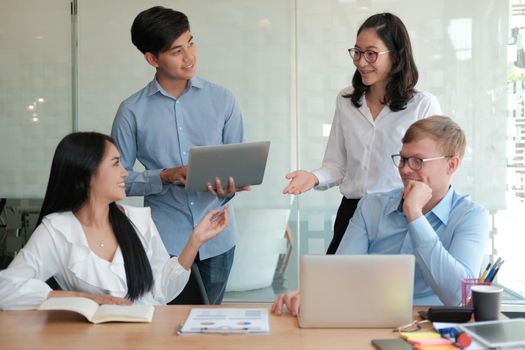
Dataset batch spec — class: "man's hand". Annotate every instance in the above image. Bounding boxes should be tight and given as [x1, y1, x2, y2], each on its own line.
[402, 180, 432, 222]
[282, 170, 318, 195]
[160, 166, 187, 185]
[271, 290, 300, 316]
[207, 177, 251, 197]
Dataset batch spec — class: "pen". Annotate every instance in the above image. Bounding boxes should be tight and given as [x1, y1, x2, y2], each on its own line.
[487, 260, 504, 282]
[479, 262, 491, 282]
[485, 258, 504, 282]
[209, 196, 233, 222]
[484, 257, 501, 282]
[201, 327, 253, 333]
[210, 210, 225, 223]
[487, 267, 500, 282]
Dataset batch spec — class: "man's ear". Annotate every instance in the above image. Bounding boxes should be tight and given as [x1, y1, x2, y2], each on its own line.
[447, 156, 461, 175]
[144, 52, 159, 68]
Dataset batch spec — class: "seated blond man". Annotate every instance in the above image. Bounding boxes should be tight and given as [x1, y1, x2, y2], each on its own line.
[273, 116, 488, 315]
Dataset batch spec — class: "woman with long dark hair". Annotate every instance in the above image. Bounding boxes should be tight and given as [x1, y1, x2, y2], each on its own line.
[0, 132, 228, 310]
[283, 13, 441, 254]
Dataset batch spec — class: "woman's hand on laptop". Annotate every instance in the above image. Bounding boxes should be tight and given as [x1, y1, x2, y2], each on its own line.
[207, 177, 251, 197]
[271, 289, 300, 316]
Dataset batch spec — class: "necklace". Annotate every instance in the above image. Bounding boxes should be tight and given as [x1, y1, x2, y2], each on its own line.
[98, 241, 105, 248]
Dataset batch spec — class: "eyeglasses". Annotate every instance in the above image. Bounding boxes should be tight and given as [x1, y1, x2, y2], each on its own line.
[391, 154, 452, 171]
[348, 48, 390, 63]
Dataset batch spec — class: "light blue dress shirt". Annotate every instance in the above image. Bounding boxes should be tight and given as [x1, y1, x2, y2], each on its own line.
[336, 187, 489, 306]
[111, 76, 244, 260]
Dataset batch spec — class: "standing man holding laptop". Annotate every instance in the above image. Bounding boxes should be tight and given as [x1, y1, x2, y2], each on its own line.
[273, 116, 489, 315]
[111, 6, 248, 304]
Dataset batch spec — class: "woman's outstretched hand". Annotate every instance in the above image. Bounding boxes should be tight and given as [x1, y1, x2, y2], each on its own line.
[282, 170, 318, 195]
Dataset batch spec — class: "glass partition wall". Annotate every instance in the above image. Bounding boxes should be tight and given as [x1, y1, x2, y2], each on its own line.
[1, 0, 523, 304]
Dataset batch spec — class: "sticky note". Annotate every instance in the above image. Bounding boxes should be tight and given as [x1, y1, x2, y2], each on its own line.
[407, 338, 452, 345]
[413, 345, 458, 350]
[399, 331, 442, 340]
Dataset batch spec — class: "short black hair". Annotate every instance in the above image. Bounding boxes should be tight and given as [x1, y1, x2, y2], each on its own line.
[346, 13, 418, 112]
[131, 6, 190, 55]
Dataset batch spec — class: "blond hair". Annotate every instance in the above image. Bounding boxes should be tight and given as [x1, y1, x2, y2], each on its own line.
[402, 116, 466, 159]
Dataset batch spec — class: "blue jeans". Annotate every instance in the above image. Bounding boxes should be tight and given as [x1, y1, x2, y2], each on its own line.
[196, 246, 235, 304]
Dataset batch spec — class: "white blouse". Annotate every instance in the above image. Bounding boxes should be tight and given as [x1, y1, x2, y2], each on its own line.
[0, 205, 190, 310]
[312, 88, 442, 199]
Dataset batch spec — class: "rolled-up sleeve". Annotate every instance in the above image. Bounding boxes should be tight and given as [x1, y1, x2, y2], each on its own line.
[111, 103, 164, 197]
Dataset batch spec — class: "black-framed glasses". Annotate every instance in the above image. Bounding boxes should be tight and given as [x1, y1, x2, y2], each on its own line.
[391, 154, 452, 171]
[348, 47, 390, 63]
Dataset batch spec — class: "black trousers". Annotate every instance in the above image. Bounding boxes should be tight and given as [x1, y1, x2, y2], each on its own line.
[326, 197, 361, 254]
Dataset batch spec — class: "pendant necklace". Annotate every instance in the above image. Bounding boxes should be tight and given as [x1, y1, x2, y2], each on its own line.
[98, 241, 105, 248]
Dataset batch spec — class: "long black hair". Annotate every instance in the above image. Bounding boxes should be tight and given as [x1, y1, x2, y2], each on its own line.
[37, 132, 153, 301]
[346, 12, 418, 111]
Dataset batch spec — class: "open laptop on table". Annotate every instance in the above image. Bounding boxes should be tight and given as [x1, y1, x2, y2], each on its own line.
[298, 255, 415, 328]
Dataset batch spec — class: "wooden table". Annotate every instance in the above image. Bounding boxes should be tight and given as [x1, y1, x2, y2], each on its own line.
[0, 304, 417, 350]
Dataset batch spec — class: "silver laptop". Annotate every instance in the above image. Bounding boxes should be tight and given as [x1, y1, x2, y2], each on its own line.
[185, 141, 270, 192]
[298, 255, 415, 328]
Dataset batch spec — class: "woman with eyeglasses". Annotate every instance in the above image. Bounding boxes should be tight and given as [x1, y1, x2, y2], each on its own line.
[283, 13, 441, 254]
[0, 132, 229, 310]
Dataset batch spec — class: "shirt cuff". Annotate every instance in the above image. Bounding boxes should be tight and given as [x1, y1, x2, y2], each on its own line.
[148, 168, 164, 193]
[311, 169, 329, 190]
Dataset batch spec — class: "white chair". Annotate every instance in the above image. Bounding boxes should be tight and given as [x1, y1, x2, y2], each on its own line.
[226, 208, 291, 292]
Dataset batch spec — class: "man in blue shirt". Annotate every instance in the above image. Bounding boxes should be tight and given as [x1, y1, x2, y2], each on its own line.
[111, 6, 246, 304]
[272, 116, 488, 315]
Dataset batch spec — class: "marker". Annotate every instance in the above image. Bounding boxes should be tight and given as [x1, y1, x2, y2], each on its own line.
[484, 257, 501, 282]
[479, 262, 491, 282]
[487, 260, 504, 282]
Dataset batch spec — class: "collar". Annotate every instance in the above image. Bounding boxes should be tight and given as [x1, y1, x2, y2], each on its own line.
[429, 186, 455, 225]
[357, 93, 392, 123]
[386, 188, 404, 215]
[146, 76, 204, 97]
[387, 186, 455, 225]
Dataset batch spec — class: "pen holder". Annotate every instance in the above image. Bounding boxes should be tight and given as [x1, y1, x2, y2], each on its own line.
[461, 278, 492, 307]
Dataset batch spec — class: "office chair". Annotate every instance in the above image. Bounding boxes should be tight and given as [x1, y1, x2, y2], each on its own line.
[168, 262, 209, 305]
[226, 208, 290, 292]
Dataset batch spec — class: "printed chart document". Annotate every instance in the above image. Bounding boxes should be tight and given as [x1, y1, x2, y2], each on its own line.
[38, 297, 154, 324]
[179, 308, 270, 334]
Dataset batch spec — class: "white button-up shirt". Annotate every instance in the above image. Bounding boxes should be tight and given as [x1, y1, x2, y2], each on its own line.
[313, 87, 442, 198]
[0, 205, 190, 310]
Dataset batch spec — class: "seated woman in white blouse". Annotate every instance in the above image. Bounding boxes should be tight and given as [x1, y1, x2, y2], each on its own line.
[0, 132, 229, 310]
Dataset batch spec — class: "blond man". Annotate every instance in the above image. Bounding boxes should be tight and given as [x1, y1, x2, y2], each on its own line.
[273, 116, 488, 315]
